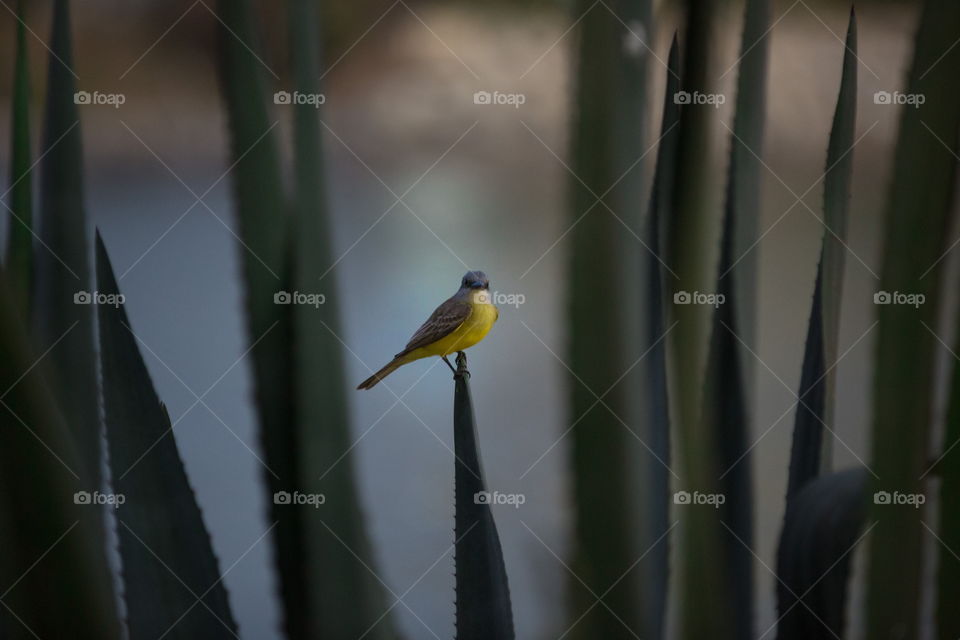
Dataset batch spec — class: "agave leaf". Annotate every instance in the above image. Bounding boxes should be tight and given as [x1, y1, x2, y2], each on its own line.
[29, 0, 119, 628]
[665, 3, 728, 637]
[5, 0, 33, 312]
[636, 33, 681, 640]
[865, 1, 960, 637]
[565, 0, 653, 636]
[785, 8, 856, 504]
[453, 353, 514, 640]
[0, 272, 120, 638]
[938, 318, 960, 638]
[214, 1, 303, 636]
[775, 468, 869, 640]
[95, 234, 237, 639]
[34, 0, 102, 498]
[701, 0, 771, 635]
[727, 0, 770, 363]
[287, 0, 397, 637]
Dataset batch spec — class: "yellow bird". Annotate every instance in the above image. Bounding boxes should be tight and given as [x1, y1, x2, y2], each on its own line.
[357, 271, 499, 390]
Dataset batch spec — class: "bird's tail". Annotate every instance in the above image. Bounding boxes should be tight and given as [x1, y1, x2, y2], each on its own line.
[357, 357, 405, 390]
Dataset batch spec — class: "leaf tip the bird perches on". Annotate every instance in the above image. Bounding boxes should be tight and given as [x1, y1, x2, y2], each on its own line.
[453, 351, 515, 640]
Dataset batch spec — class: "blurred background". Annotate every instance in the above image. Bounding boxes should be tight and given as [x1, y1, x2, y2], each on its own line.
[0, 0, 947, 638]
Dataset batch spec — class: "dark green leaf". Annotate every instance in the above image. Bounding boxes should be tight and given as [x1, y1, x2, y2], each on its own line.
[0, 272, 120, 638]
[287, 1, 398, 637]
[453, 353, 514, 640]
[776, 468, 870, 640]
[214, 1, 301, 636]
[786, 8, 857, 504]
[96, 233, 237, 640]
[702, 0, 771, 635]
[5, 0, 33, 312]
[937, 317, 960, 639]
[865, 1, 960, 636]
[666, 3, 729, 637]
[34, 0, 100, 494]
[565, 0, 653, 635]
[636, 33, 681, 640]
[30, 0, 119, 630]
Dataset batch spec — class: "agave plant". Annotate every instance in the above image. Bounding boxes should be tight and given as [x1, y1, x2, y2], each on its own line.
[1, 0, 958, 639]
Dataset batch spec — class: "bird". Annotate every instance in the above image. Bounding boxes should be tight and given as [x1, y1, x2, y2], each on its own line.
[357, 271, 499, 390]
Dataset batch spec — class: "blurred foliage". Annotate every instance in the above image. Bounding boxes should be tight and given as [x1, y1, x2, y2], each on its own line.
[5, 0, 31, 313]
[564, 0, 652, 637]
[216, 0, 398, 637]
[777, 12, 863, 638]
[865, 0, 960, 636]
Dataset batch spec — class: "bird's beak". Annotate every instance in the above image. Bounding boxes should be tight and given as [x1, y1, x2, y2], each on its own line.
[470, 281, 485, 289]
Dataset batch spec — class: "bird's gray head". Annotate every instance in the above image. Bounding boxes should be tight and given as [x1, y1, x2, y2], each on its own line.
[460, 270, 490, 290]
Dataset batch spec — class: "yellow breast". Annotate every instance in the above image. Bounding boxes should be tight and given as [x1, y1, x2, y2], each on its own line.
[417, 300, 498, 358]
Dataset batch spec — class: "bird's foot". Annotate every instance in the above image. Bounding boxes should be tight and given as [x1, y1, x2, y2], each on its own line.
[442, 355, 457, 374]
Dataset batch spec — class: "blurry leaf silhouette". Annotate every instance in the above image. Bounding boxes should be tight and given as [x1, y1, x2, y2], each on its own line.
[637, 32, 681, 640]
[0, 272, 119, 638]
[287, 0, 399, 637]
[216, 0, 397, 637]
[30, 0, 119, 631]
[776, 468, 869, 640]
[937, 312, 960, 638]
[5, 0, 32, 312]
[777, 9, 859, 638]
[865, 1, 960, 636]
[785, 8, 857, 505]
[565, 0, 652, 635]
[702, 0, 771, 635]
[666, 3, 730, 636]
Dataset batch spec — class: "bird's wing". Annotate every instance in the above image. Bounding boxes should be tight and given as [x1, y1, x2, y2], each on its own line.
[397, 297, 472, 356]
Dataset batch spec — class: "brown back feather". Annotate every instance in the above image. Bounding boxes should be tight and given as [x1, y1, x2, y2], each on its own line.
[396, 297, 472, 357]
